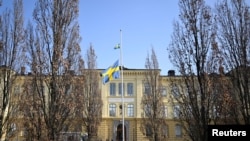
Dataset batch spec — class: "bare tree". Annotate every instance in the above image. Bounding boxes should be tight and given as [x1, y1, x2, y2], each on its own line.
[22, 0, 83, 140]
[208, 71, 239, 125]
[140, 47, 167, 141]
[216, 0, 250, 124]
[0, 0, 25, 140]
[19, 77, 46, 141]
[79, 44, 103, 141]
[167, 0, 221, 141]
[16, 21, 46, 141]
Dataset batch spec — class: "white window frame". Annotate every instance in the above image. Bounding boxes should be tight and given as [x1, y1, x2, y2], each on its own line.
[127, 104, 134, 117]
[109, 103, 116, 117]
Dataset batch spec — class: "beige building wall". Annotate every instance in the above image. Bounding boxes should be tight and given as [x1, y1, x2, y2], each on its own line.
[1, 67, 189, 141]
[99, 69, 189, 141]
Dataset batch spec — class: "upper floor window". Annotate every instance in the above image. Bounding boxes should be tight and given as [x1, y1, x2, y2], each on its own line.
[161, 86, 167, 97]
[110, 83, 116, 96]
[39, 85, 45, 95]
[173, 105, 180, 118]
[65, 84, 72, 95]
[127, 83, 134, 96]
[8, 123, 17, 137]
[10, 123, 17, 132]
[186, 105, 193, 117]
[171, 84, 180, 98]
[212, 105, 220, 118]
[175, 124, 182, 137]
[14, 85, 20, 94]
[127, 104, 134, 117]
[144, 104, 152, 117]
[144, 83, 151, 95]
[162, 105, 168, 118]
[118, 83, 125, 96]
[185, 86, 190, 97]
[109, 104, 116, 117]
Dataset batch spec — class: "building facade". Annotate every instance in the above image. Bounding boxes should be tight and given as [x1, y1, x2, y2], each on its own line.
[96, 69, 188, 141]
[1, 66, 188, 141]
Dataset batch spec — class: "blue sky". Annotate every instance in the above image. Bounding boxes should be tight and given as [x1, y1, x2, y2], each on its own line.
[80, 0, 180, 75]
[2, 0, 218, 75]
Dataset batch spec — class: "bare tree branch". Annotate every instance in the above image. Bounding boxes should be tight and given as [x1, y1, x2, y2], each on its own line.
[80, 44, 103, 140]
[216, 0, 250, 124]
[141, 47, 166, 141]
[0, 0, 25, 140]
[20, 0, 82, 140]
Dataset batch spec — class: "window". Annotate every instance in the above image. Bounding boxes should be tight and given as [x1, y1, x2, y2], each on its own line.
[173, 105, 180, 118]
[163, 105, 168, 117]
[186, 105, 192, 117]
[185, 86, 190, 97]
[212, 105, 219, 118]
[62, 125, 69, 132]
[10, 123, 17, 131]
[127, 83, 134, 96]
[162, 125, 168, 138]
[172, 84, 180, 98]
[144, 83, 150, 95]
[145, 125, 152, 136]
[39, 85, 45, 95]
[175, 124, 182, 137]
[161, 87, 167, 97]
[65, 84, 72, 95]
[8, 123, 17, 136]
[11, 107, 19, 117]
[109, 104, 116, 116]
[74, 108, 82, 118]
[14, 85, 20, 94]
[127, 104, 134, 117]
[144, 104, 152, 117]
[110, 83, 116, 96]
[118, 83, 125, 95]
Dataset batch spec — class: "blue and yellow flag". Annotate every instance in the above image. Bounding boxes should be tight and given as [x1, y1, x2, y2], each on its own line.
[101, 60, 120, 84]
[114, 44, 120, 49]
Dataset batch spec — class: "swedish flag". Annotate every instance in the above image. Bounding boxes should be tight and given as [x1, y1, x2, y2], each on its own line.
[101, 60, 120, 84]
[114, 44, 120, 49]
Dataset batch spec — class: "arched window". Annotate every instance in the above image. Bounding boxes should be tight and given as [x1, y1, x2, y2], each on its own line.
[145, 124, 152, 137]
[175, 124, 182, 137]
[161, 124, 168, 138]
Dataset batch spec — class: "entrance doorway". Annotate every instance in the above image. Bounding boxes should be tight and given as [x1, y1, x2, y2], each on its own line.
[116, 124, 126, 141]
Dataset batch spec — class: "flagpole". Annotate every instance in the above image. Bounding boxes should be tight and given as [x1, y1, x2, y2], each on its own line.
[120, 29, 125, 141]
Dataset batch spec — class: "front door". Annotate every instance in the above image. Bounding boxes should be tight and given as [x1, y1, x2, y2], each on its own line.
[116, 124, 126, 141]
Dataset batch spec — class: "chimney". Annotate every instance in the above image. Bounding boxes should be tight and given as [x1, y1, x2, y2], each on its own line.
[219, 65, 224, 75]
[21, 66, 25, 75]
[168, 70, 175, 76]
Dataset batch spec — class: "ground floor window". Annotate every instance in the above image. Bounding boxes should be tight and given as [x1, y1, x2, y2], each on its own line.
[175, 124, 182, 137]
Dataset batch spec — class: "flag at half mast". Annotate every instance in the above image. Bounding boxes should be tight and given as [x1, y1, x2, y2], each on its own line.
[101, 59, 120, 84]
[114, 44, 120, 49]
